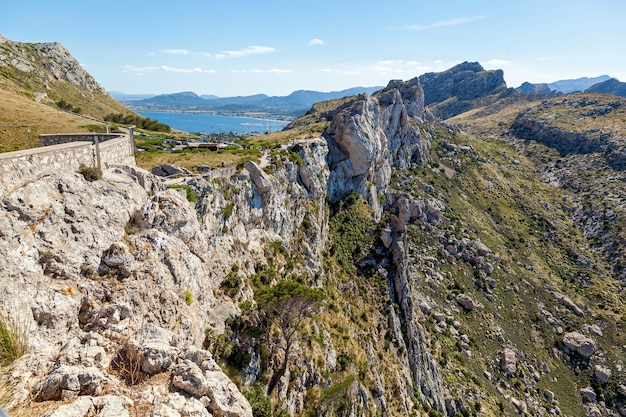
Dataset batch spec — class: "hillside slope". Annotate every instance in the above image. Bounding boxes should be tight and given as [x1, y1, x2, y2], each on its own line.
[0, 34, 132, 151]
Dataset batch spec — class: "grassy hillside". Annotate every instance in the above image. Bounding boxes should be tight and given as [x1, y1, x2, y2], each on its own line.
[0, 36, 133, 152]
[0, 87, 110, 152]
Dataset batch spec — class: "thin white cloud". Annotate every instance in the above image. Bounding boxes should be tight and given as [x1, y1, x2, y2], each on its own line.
[319, 68, 364, 76]
[122, 64, 216, 74]
[400, 16, 484, 31]
[218, 45, 275, 60]
[230, 68, 292, 74]
[308, 38, 325, 46]
[123, 65, 159, 73]
[160, 65, 216, 73]
[485, 59, 510, 66]
[378, 60, 405, 65]
[161, 49, 190, 55]
[434, 59, 443, 64]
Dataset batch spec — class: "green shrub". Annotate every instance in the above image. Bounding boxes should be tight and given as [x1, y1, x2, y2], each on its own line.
[244, 382, 272, 417]
[167, 184, 197, 203]
[184, 289, 193, 305]
[329, 192, 376, 272]
[223, 202, 235, 220]
[0, 311, 28, 366]
[78, 164, 102, 181]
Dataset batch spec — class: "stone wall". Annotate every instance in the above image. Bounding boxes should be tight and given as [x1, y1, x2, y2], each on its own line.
[39, 133, 124, 146]
[0, 137, 134, 197]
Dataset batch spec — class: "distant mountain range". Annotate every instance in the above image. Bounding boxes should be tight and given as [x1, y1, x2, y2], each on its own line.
[118, 87, 383, 119]
[515, 75, 626, 97]
[115, 73, 626, 122]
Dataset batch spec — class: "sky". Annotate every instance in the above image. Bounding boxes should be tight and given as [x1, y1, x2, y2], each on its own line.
[2, 1, 625, 97]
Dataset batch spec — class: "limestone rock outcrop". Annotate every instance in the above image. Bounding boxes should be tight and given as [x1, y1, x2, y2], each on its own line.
[325, 80, 432, 213]
[0, 167, 253, 416]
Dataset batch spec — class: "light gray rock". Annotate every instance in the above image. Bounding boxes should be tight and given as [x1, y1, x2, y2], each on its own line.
[34, 365, 113, 401]
[563, 332, 597, 358]
[100, 242, 136, 277]
[511, 397, 527, 414]
[456, 293, 484, 312]
[41, 396, 95, 417]
[580, 386, 597, 403]
[151, 164, 192, 178]
[172, 359, 210, 398]
[594, 364, 612, 384]
[553, 292, 585, 317]
[124, 324, 179, 375]
[204, 368, 253, 417]
[544, 389, 555, 404]
[500, 348, 518, 376]
[587, 324, 604, 337]
[152, 392, 211, 417]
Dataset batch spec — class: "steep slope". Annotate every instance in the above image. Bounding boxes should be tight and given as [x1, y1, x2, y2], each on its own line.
[3, 73, 625, 417]
[0, 34, 129, 120]
[0, 34, 134, 151]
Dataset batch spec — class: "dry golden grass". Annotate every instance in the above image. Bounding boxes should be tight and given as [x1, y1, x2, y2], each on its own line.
[0, 88, 107, 152]
[448, 95, 543, 135]
[135, 148, 262, 172]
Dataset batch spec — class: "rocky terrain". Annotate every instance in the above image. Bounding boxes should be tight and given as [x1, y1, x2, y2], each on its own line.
[0, 45, 626, 417]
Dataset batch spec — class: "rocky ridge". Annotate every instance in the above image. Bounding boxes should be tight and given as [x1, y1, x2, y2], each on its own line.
[418, 62, 511, 120]
[0, 34, 129, 120]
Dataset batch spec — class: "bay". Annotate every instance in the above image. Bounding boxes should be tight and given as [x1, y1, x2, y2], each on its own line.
[137, 111, 289, 134]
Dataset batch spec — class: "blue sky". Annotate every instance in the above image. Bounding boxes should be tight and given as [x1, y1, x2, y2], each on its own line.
[2, 1, 625, 97]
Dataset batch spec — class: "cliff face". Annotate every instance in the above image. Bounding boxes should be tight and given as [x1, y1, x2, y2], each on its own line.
[418, 61, 511, 119]
[325, 81, 432, 214]
[2, 79, 626, 417]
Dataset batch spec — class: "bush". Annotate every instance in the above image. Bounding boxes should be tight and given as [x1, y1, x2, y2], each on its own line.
[78, 164, 102, 182]
[0, 311, 28, 366]
[245, 382, 272, 417]
[223, 202, 235, 220]
[167, 184, 197, 203]
[184, 289, 193, 305]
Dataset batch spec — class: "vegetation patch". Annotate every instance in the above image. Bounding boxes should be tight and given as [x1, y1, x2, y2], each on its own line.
[77, 163, 102, 181]
[167, 184, 197, 203]
[0, 310, 28, 366]
[328, 192, 377, 273]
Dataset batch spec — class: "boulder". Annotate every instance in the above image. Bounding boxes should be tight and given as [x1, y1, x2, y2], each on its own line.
[34, 365, 113, 401]
[172, 359, 210, 398]
[500, 348, 518, 376]
[99, 242, 136, 277]
[594, 365, 612, 384]
[553, 292, 585, 317]
[563, 332, 597, 358]
[151, 164, 192, 178]
[456, 293, 484, 312]
[544, 389, 555, 404]
[580, 386, 597, 403]
[152, 392, 211, 417]
[204, 368, 253, 417]
[124, 324, 179, 375]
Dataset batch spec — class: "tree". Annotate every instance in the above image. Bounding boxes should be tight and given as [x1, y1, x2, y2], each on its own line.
[255, 280, 324, 394]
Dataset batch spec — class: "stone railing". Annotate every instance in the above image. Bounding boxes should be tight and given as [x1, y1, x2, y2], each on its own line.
[0, 135, 135, 197]
[38, 133, 124, 147]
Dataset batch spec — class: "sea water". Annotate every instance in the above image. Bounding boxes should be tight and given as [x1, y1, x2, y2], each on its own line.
[137, 111, 289, 134]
